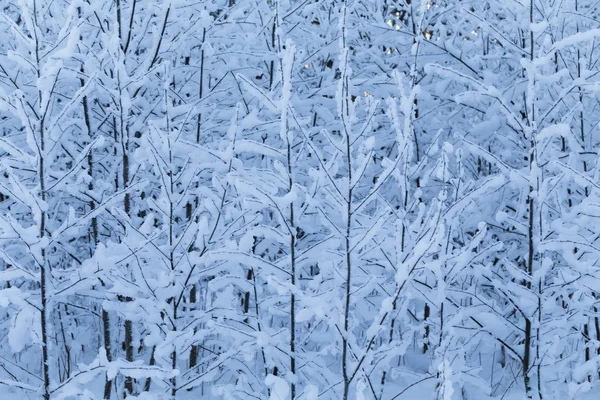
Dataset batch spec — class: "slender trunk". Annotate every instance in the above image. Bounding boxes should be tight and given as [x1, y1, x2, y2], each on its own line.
[190, 27, 206, 372]
[33, 2, 50, 396]
[269, 21, 276, 90]
[575, 2, 592, 380]
[423, 303, 431, 353]
[188, 286, 199, 369]
[124, 319, 134, 395]
[290, 243, 296, 399]
[171, 303, 177, 398]
[341, 74, 353, 400]
[523, 2, 539, 397]
[116, 51, 134, 397]
[523, 317, 532, 396]
[342, 171, 352, 400]
[40, 236, 50, 400]
[196, 28, 206, 143]
[168, 130, 177, 398]
[339, 7, 352, 397]
[287, 115, 296, 400]
[40, 245, 50, 400]
[277, 21, 298, 395]
[143, 347, 156, 392]
[595, 305, 600, 379]
[523, 145, 535, 398]
[102, 310, 113, 399]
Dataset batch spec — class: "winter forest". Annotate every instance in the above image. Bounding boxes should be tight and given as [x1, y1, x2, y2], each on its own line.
[4, 0, 600, 399]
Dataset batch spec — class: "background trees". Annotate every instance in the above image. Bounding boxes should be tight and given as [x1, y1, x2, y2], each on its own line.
[0, 0, 600, 399]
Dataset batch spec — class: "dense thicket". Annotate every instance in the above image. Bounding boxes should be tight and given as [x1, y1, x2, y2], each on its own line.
[0, 0, 599, 399]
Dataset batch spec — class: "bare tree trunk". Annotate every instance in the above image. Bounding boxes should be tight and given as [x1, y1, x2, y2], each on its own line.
[341, 75, 353, 400]
[196, 28, 206, 143]
[103, 309, 113, 399]
[523, 2, 541, 397]
[188, 286, 199, 370]
[32, 1, 50, 396]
